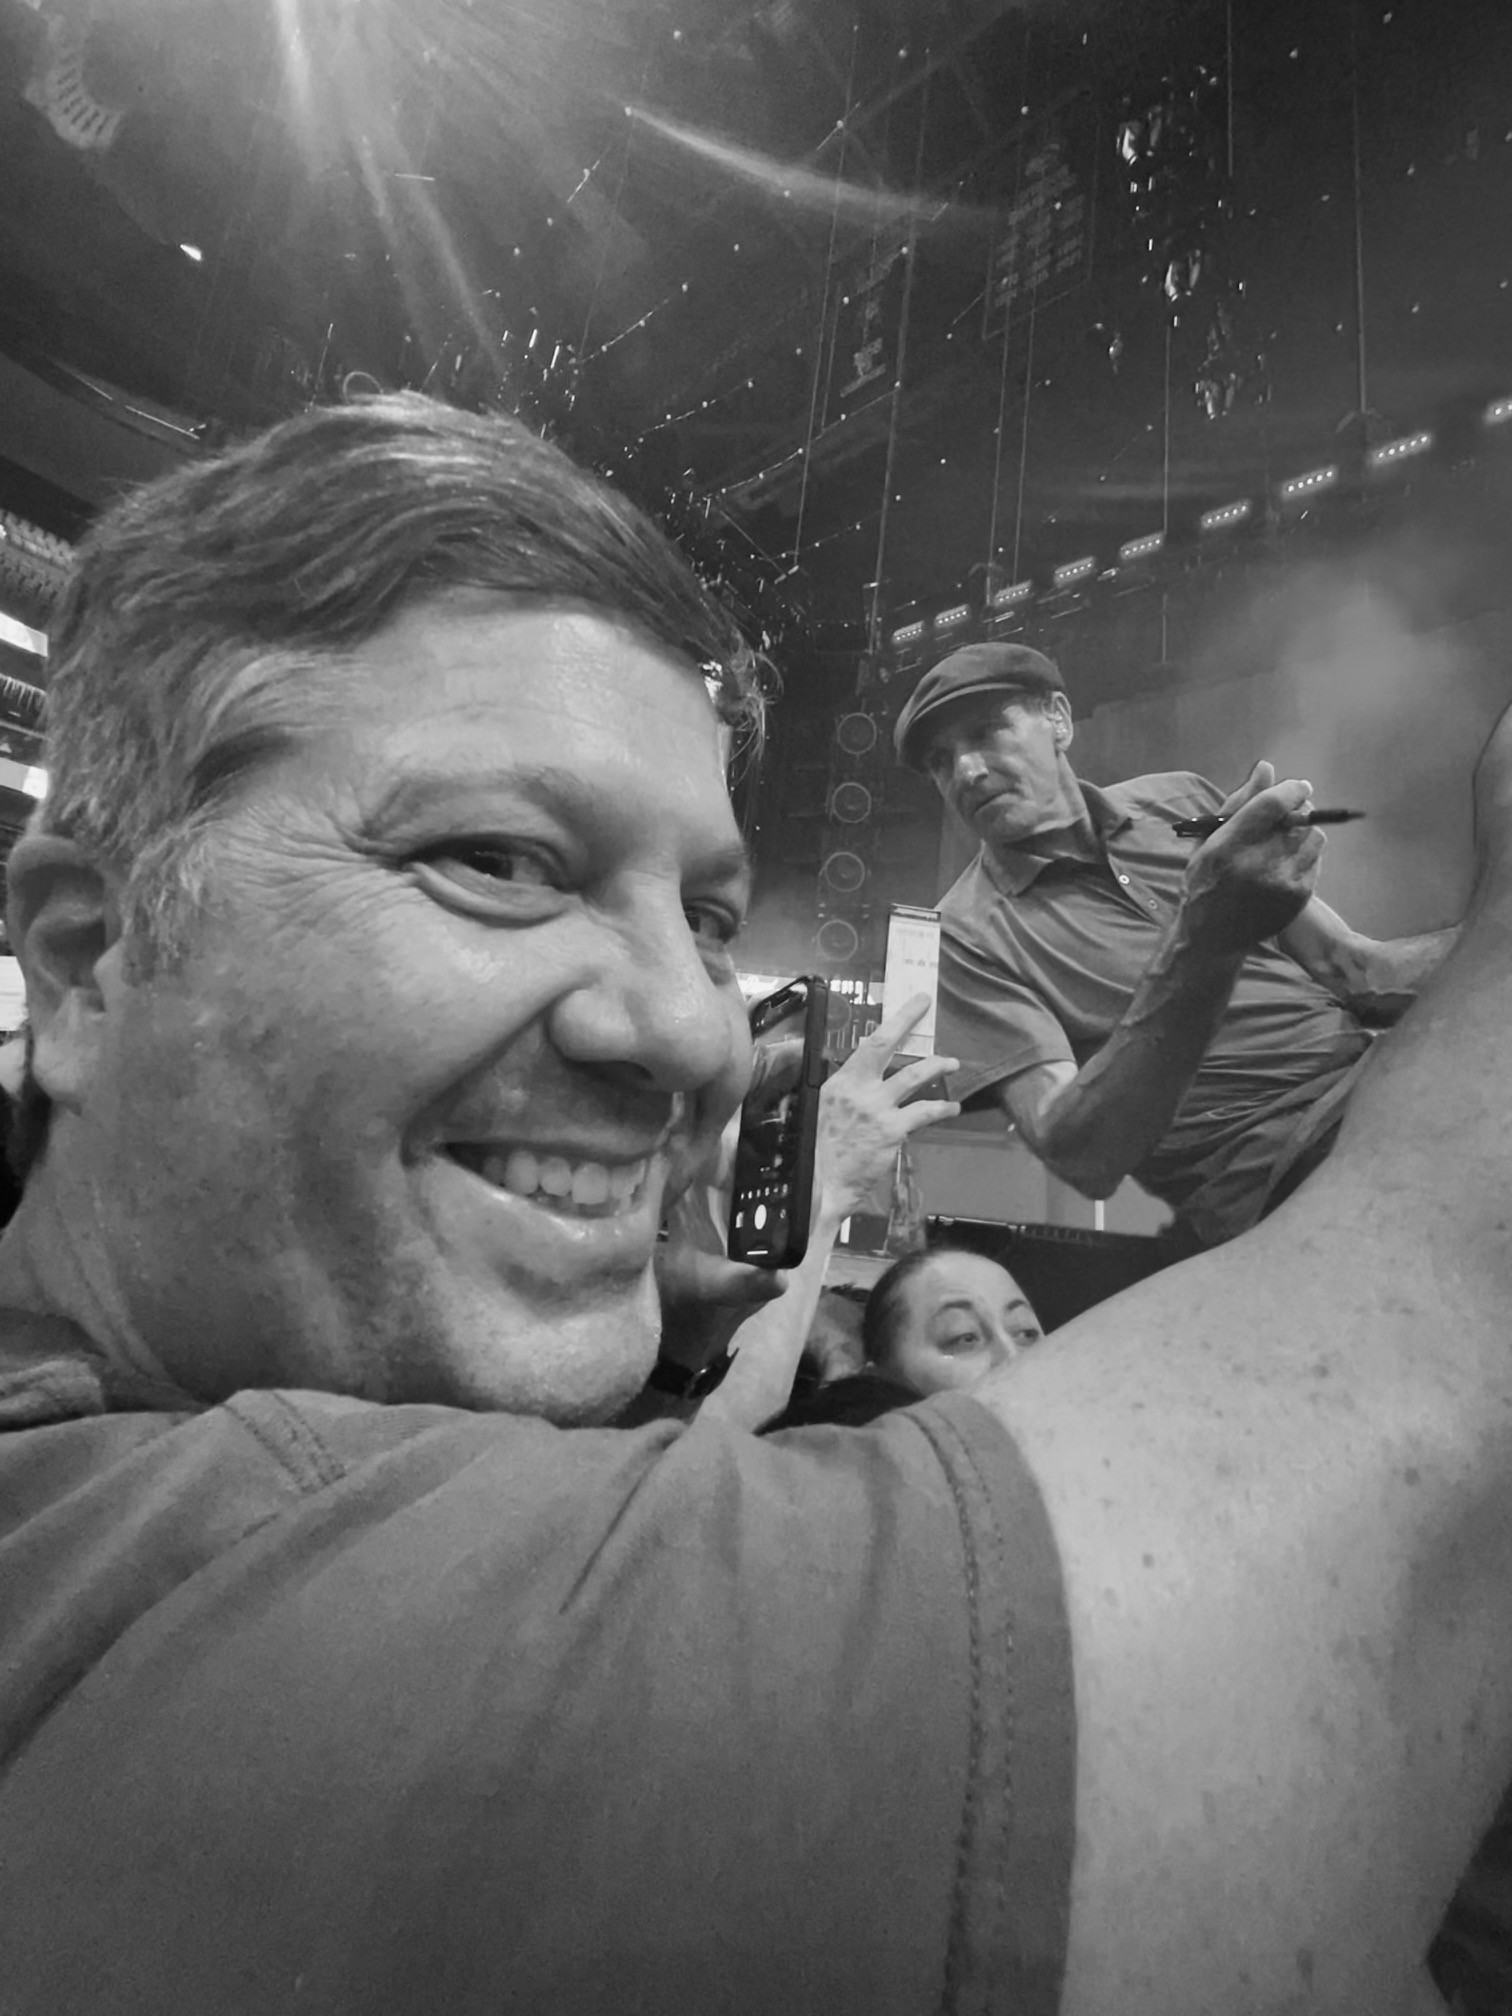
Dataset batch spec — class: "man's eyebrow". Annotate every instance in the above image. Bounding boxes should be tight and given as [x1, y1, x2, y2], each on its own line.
[358, 762, 755, 885]
[713, 840, 758, 887]
[361, 761, 613, 830]
[690, 836, 757, 898]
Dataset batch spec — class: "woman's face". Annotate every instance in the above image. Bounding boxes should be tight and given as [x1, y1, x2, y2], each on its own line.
[885, 1251, 1043, 1397]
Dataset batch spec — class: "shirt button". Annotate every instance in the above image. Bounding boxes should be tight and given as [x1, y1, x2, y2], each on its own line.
[1117, 873, 1130, 884]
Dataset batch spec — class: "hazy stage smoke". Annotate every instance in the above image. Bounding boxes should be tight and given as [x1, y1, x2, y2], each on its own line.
[1182, 514, 1512, 934]
[736, 878, 830, 983]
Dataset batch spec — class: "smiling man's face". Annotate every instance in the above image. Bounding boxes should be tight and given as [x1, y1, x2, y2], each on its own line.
[77, 600, 754, 1422]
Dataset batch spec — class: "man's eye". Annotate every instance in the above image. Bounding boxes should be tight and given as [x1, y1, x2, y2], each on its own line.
[409, 841, 567, 915]
[1013, 1328, 1043, 1349]
[938, 1328, 983, 1353]
[685, 903, 742, 947]
[420, 842, 557, 885]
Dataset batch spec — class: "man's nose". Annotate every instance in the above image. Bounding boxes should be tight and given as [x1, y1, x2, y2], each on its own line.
[550, 895, 740, 1091]
[953, 747, 990, 788]
[985, 1325, 1017, 1371]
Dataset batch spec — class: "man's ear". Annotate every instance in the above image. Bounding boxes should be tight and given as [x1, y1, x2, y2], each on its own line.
[4, 833, 123, 1114]
[1049, 694, 1074, 751]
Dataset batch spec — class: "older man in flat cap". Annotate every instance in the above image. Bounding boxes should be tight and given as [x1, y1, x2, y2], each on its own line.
[894, 642, 1460, 1248]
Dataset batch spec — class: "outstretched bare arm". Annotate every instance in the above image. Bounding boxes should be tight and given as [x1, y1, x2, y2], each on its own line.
[699, 995, 958, 1431]
[1003, 764, 1326, 1196]
[1281, 893, 1461, 1023]
[971, 705, 1512, 2014]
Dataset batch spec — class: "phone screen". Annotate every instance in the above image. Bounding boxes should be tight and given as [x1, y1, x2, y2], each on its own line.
[736, 994, 806, 1181]
[728, 978, 826, 1268]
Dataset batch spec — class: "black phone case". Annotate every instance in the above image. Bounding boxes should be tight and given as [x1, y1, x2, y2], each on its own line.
[726, 976, 830, 1269]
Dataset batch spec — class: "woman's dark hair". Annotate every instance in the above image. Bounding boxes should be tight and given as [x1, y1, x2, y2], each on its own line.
[861, 1242, 984, 1369]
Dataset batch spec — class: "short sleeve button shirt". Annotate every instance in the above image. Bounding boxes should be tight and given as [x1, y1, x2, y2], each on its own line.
[0, 1311, 1076, 2016]
[936, 773, 1373, 1244]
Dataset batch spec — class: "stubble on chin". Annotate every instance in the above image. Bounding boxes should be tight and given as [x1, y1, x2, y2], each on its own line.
[448, 1261, 666, 1426]
[520, 1275, 663, 1426]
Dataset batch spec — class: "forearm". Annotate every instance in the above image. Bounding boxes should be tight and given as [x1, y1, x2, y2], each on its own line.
[696, 1200, 845, 1431]
[697, 998, 957, 1429]
[975, 836, 1512, 2009]
[1032, 771, 1327, 1196]
[654, 1173, 749, 1374]
[1033, 920, 1246, 1196]
[1342, 924, 1462, 1024]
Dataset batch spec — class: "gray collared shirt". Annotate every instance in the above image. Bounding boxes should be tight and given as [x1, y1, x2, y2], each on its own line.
[936, 770, 1373, 1246]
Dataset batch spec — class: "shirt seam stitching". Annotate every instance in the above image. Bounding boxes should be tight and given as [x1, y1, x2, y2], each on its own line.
[902, 1405, 1013, 2016]
[225, 1392, 350, 1493]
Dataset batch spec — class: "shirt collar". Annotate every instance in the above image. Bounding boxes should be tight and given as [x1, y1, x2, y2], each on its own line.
[979, 778, 1131, 895]
[0, 1306, 200, 1428]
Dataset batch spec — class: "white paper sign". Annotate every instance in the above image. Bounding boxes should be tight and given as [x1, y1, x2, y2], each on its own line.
[0, 956, 26, 1035]
[880, 905, 942, 1057]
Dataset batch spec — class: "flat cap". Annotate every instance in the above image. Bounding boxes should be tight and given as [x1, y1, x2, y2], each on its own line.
[893, 642, 1066, 770]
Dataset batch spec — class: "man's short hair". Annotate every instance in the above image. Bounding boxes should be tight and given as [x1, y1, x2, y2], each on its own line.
[9, 394, 767, 1177]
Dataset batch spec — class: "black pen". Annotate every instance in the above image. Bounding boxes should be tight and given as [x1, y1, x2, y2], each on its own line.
[1169, 809, 1368, 840]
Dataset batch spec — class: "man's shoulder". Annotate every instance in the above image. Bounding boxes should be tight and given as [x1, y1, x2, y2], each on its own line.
[1099, 770, 1223, 820]
[0, 1388, 1074, 2016]
[938, 849, 994, 928]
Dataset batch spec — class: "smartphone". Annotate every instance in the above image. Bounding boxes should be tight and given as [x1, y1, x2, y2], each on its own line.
[726, 976, 830, 1270]
[880, 904, 941, 1060]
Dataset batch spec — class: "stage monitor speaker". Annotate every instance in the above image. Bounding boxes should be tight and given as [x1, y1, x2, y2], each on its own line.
[828, 780, 874, 823]
[820, 848, 868, 894]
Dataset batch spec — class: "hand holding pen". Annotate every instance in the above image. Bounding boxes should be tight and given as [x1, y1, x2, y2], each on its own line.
[1171, 808, 1366, 840]
[1177, 764, 1333, 952]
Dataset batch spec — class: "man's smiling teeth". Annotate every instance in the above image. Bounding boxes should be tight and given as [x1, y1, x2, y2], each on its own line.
[466, 1147, 648, 1213]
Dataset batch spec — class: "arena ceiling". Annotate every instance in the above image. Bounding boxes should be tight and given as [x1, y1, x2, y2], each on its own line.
[3, 0, 1511, 663]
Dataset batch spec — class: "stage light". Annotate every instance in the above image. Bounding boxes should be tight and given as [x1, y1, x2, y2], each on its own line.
[933, 603, 970, 631]
[0, 610, 48, 658]
[890, 619, 926, 646]
[1118, 531, 1165, 562]
[1280, 465, 1339, 501]
[991, 579, 1034, 608]
[1485, 396, 1512, 427]
[179, 243, 203, 263]
[1199, 499, 1253, 531]
[1367, 431, 1433, 469]
[0, 755, 47, 800]
[1052, 556, 1096, 587]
